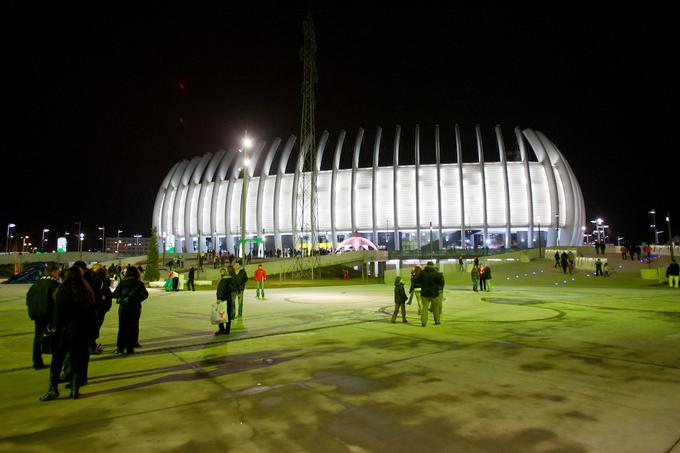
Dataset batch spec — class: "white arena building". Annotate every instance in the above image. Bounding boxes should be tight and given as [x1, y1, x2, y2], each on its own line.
[152, 125, 585, 255]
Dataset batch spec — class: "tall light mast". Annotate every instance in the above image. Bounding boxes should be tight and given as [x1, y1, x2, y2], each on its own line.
[294, 11, 319, 278]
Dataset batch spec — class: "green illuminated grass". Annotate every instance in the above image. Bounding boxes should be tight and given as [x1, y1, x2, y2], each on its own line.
[0, 255, 678, 452]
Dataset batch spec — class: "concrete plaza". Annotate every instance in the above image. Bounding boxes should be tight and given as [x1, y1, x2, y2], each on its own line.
[0, 257, 679, 452]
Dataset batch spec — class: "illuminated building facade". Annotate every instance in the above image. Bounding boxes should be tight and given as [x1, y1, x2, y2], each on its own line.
[152, 125, 585, 254]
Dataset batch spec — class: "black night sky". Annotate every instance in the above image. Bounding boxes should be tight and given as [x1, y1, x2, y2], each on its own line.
[4, 3, 677, 250]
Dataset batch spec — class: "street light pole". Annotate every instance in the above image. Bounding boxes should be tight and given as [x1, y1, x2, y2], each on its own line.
[99, 226, 106, 253]
[6, 223, 15, 253]
[41, 228, 49, 252]
[667, 212, 674, 260]
[75, 221, 83, 260]
[162, 233, 167, 267]
[116, 229, 123, 266]
[240, 134, 253, 262]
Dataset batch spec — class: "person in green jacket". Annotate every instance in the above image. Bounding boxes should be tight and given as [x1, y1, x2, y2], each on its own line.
[392, 276, 408, 323]
[471, 265, 480, 292]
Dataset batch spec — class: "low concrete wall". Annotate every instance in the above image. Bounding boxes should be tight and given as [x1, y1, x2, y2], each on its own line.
[384, 249, 538, 287]
[174, 250, 389, 283]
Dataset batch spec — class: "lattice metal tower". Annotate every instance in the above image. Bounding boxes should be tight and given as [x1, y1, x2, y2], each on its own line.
[292, 11, 319, 278]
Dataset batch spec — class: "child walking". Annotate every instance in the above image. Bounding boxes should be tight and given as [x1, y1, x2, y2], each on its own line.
[392, 276, 408, 323]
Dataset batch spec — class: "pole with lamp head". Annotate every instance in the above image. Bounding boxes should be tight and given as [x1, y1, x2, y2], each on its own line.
[667, 212, 674, 260]
[116, 229, 123, 266]
[41, 228, 49, 252]
[99, 226, 106, 253]
[6, 223, 15, 253]
[162, 232, 167, 268]
[240, 133, 253, 263]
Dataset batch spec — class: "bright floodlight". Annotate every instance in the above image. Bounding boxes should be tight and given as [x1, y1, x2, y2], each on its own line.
[244, 158, 251, 167]
[8, 223, 15, 228]
[243, 136, 253, 149]
[43, 228, 49, 232]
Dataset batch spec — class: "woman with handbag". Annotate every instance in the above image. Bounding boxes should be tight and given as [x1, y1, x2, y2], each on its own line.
[213, 268, 233, 335]
[39, 266, 97, 401]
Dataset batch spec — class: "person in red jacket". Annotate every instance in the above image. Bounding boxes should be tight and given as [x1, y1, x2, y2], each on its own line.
[254, 264, 267, 299]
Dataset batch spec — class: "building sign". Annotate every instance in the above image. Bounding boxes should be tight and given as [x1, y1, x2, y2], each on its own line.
[165, 234, 175, 254]
[57, 237, 67, 253]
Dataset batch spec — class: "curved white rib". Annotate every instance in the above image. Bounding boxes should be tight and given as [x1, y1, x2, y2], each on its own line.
[274, 135, 296, 252]
[393, 126, 401, 250]
[524, 129, 559, 246]
[455, 124, 465, 247]
[516, 127, 534, 245]
[314, 131, 329, 247]
[292, 136, 310, 250]
[435, 124, 442, 250]
[496, 125, 512, 248]
[330, 131, 346, 250]
[476, 125, 488, 245]
[209, 150, 236, 244]
[371, 127, 382, 244]
[153, 161, 180, 240]
[199, 149, 226, 246]
[172, 159, 197, 250]
[256, 138, 281, 239]
[350, 128, 364, 233]
[163, 160, 189, 240]
[414, 125, 421, 250]
[184, 152, 213, 250]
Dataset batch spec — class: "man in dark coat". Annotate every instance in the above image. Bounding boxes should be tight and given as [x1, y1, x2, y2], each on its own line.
[666, 259, 680, 288]
[26, 263, 60, 369]
[232, 262, 248, 319]
[111, 267, 148, 355]
[416, 261, 445, 327]
[560, 252, 569, 274]
[187, 266, 195, 291]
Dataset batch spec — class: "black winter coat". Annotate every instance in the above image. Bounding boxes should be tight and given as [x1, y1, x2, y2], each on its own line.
[112, 277, 149, 310]
[394, 282, 407, 305]
[416, 266, 444, 298]
[216, 277, 233, 302]
[53, 286, 98, 344]
[232, 269, 248, 292]
[26, 276, 60, 320]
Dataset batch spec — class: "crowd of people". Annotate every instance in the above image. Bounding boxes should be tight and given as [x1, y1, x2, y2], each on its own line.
[213, 262, 249, 335]
[24, 244, 678, 402]
[395, 262, 445, 326]
[26, 261, 148, 401]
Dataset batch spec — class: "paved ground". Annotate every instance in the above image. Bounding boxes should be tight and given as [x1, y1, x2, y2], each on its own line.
[0, 257, 679, 452]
